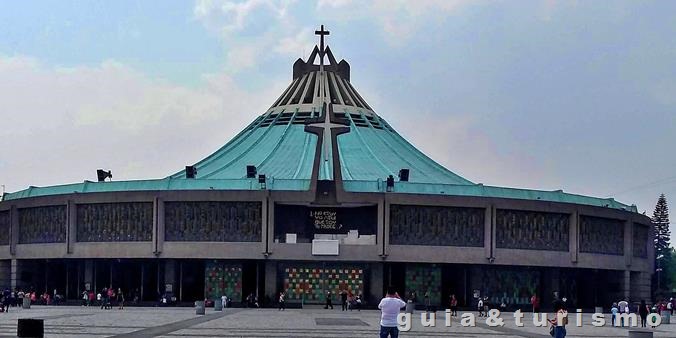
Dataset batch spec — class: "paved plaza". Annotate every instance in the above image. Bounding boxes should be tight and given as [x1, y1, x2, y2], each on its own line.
[0, 306, 674, 337]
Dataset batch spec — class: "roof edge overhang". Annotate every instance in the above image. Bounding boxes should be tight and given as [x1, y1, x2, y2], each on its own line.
[1, 179, 638, 213]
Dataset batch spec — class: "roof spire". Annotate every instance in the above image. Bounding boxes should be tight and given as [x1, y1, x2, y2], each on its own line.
[315, 24, 330, 68]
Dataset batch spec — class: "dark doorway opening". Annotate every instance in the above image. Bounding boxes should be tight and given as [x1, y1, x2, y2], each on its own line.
[65, 260, 83, 300]
[242, 261, 258, 305]
[141, 260, 162, 301]
[385, 263, 405, 296]
[441, 265, 467, 308]
[111, 260, 143, 302]
[180, 259, 204, 303]
[94, 260, 111, 293]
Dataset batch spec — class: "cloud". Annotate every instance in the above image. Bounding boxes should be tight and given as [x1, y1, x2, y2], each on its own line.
[274, 28, 313, 56]
[0, 55, 286, 192]
[317, 0, 476, 45]
[193, 0, 477, 71]
[193, 0, 294, 33]
[389, 111, 548, 190]
[193, 0, 309, 71]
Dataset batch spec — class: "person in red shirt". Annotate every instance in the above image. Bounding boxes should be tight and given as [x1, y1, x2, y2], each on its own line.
[531, 294, 540, 313]
[450, 294, 458, 317]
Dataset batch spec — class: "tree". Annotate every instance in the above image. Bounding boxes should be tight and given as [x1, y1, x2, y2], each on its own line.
[652, 193, 671, 294]
[668, 247, 676, 293]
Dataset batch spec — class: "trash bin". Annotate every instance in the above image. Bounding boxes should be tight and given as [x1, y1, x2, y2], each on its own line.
[660, 310, 671, 324]
[406, 301, 414, 314]
[628, 331, 653, 338]
[214, 299, 223, 311]
[594, 306, 603, 314]
[17, 318, 43, 338]
[22, 297, 30, 309]
[195, 301, 205, 315]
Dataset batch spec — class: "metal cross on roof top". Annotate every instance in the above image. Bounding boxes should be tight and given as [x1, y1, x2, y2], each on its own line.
[315, 25, 330, 66]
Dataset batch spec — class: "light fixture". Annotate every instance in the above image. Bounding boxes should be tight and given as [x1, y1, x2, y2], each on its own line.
[96, 169, 112, 182]
[398, 168, 409, 182]
[185, 166, 197, 179]
[247, 165, 257, 178]
[258, 174, 266, 189]
[386, 175, 394, 192]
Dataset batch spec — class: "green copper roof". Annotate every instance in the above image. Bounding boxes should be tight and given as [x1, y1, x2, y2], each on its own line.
[0, 37, 639, 214]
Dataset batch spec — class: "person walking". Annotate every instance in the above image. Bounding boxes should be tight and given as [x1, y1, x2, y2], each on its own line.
[99, 289, 106, 309]
[107, 287, 115, 310]
[477, 297, 484, 317]
[611, 302, 618, 326]
[9, 290, 15, 309]
[424, 291, 430, 312]
[341, 290, 348, 311]
[278, 291, 285, 311]
[117, 288, 124, 310]
[450, 294, 458, 317]
[16, 290, 24, 307]
[639, 300, 649, 327]
[531, 294, 540, 313]
[325, 290, 333, 309]
[548, 299, 568, 338]
[379, 286, 406, 338]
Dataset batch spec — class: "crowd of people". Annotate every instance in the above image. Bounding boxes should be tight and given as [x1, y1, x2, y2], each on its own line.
[610, 297, 675, 328]
[275, 289, 363, 311]
[0, 288, 66, 312]
[81, 287, 127, 310]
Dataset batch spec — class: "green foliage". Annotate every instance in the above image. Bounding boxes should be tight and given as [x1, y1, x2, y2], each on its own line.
[668, 248, 676, 293]
[653, 194, 672, 293]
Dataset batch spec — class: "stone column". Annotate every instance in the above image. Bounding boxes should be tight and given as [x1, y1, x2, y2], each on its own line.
[267, 198, 275, 254]
[624, 219, 632, 267]
[67, 200, 76, 254]
[9, 206, 18, 256]
[484, 206, 492, 259]
[491, 206, 497, 258]
[569, 211, 578, 262]
[261, 195, 269, 254]
[623, 270, 631, 300]
[10, 259, 20, 290]
[377, 199, 385, 256]
[153, 197, 164, 255]
[383, 197, 391, 257]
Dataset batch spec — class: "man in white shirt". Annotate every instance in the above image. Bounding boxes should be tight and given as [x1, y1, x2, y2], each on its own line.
[378, 286, 406, 338]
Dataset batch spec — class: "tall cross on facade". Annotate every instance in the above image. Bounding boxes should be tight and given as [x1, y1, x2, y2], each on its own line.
[315, 25, 330, 67]
[316, 103, 345, 162]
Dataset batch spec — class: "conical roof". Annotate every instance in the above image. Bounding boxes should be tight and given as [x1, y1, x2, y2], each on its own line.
[0, 26, 637, 212]
[166, 42, 472, 188]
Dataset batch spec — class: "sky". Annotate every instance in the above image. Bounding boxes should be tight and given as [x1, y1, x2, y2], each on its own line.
[0, 1, 675, 235]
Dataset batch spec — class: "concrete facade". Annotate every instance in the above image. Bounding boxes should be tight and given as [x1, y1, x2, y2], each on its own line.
[0, 187, 654, 306]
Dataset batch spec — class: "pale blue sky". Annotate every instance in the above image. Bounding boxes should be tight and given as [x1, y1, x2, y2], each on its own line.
[0, 1, 675, 232]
